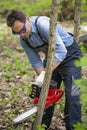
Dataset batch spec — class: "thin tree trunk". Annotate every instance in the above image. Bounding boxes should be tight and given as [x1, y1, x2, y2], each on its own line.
[73, 0, 82, 43]
[33, 0, 59, 130]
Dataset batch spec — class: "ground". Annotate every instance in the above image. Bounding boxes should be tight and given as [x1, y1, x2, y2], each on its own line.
[0, 21, 87, 130]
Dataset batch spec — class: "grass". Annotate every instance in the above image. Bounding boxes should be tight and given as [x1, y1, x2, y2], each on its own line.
[0, 22, 34, 129]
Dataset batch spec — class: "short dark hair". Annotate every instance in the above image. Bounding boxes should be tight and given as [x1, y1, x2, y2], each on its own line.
[6, 10, 26, 27]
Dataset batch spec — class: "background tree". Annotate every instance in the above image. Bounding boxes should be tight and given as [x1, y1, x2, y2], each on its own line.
[73, 0, 82, 43]
[33, 0, 59, 130]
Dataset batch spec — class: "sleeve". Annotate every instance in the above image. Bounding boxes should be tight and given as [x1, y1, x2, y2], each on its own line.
[19, 37, 44, 70]
[37, 16, 67, 62]
[54, 27, 67, 62]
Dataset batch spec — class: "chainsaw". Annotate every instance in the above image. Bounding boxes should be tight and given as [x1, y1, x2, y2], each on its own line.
[13, 71, 64, 123]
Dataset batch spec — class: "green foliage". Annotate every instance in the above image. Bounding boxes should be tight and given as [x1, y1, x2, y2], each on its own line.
[75, 79, 87, 107]
[4, 47, 12, 58]
[0, 0, 52, 16]
[80, 44, 87, 55]
[75, 56, 87, 67]
[74, 122, 86, 130]
[0, 0, 87, 22]
[24, 0, 52, 16]
[36, 124, 47, 130]
[75, 55, 87, 129]
[4, 71, 12, 78]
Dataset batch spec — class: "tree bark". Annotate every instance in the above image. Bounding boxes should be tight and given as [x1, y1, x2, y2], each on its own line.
[73, 0, 82, 43]
[33, 0, 59, 130]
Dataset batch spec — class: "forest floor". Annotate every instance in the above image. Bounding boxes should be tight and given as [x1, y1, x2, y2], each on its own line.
[0, 20, 87, 130]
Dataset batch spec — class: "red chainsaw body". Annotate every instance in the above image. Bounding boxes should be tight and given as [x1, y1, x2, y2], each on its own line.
[34, 88, 64, 109]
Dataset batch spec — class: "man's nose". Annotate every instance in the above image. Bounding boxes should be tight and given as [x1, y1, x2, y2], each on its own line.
[20, 32, 26, 37]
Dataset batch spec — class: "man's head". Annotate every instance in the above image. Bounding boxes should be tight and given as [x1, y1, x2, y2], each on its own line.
[7, 10, 31, 37]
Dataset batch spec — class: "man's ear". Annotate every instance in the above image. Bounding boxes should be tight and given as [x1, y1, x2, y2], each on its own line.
[26, 17, 30, 22]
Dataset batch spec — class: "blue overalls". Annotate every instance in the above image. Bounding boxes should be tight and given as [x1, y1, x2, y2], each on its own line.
[42, 40, 82, 130]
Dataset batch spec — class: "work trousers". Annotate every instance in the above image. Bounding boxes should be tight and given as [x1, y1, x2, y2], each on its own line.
[42, 40, 82, 130]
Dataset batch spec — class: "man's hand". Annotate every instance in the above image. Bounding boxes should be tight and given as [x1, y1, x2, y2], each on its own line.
[52, 61, 61, 70]
[29, 71, 45, 98]
[35, 67, 45, 75]
[35, 61, 61, 75]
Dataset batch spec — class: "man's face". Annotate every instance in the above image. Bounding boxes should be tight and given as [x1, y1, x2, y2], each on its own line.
[12, 17, 31, 38]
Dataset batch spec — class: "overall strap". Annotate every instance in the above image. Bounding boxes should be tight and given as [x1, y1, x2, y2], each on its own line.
[35, 16, 42, 40]
[23, 37, 48, 55]
[35, 16, 48, 44]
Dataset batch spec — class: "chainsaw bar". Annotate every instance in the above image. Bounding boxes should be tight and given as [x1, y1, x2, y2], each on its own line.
[13, 106, 37, 123]
[13, 88, 64, 123]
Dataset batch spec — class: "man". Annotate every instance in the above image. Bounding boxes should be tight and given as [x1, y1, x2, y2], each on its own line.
[6, 10, 82, 130]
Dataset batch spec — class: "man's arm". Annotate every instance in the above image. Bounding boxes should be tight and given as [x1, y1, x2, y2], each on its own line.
[52, 61, 61, 70]
[35, 67, 45, 75]
[35, 61, 61, 76]
[20, 38, 44, 74]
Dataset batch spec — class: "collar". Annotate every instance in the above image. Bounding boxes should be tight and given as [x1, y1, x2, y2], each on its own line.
[30, 21, 36, 33]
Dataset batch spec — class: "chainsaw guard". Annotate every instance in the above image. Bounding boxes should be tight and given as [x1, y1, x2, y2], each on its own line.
[34, 88, 64, 108]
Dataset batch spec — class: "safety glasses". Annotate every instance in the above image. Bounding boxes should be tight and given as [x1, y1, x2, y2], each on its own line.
[12, 21, 26, 34]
